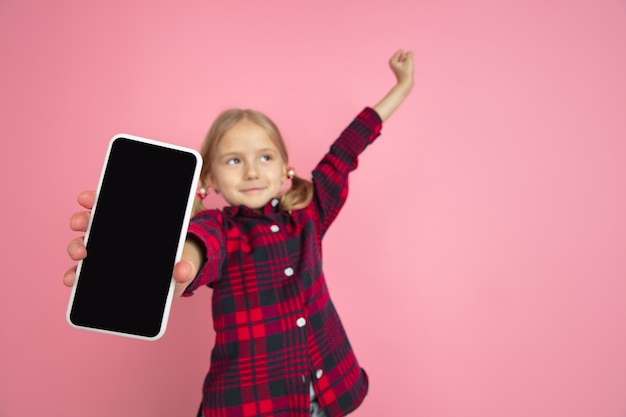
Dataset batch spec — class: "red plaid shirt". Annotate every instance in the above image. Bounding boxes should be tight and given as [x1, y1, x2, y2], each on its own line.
[184, 108, 382, 417]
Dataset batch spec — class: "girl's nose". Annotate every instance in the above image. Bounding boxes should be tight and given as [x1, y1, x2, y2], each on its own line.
[244, 162, 259, 179]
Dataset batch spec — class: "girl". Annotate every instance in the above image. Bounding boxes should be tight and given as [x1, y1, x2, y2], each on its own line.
[64, 49, 414, 417]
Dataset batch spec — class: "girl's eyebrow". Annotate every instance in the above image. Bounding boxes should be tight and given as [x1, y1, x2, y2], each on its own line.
[217, 151, 240, 158]
[259, 148, 279, 155]
[216, 148, 279, 162]
[219, 148, 278, 157]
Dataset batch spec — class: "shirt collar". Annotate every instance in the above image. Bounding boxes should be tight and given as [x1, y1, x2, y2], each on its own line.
[224, 197, 282, 219]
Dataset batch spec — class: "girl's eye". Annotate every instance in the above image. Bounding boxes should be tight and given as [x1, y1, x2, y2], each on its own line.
[260, 155, 271, 162]
[227, 158, 240, 165]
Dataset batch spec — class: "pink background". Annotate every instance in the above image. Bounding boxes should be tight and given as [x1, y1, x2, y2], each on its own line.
[1, 1, 625, 416]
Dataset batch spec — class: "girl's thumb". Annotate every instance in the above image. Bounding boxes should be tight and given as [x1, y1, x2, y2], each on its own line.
[173, 261, 192, 283]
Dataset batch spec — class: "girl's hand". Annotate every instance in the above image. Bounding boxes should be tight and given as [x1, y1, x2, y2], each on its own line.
[63, 190, 199, 298]
[389, 49, 414, 89]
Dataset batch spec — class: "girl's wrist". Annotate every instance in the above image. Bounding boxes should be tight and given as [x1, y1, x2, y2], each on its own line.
[394, 79, 414, 98]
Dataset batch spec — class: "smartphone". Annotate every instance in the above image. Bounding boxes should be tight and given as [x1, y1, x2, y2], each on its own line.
[66, 134, 202, 340]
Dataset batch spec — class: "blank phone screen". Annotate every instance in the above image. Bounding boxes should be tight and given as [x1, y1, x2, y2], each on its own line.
[68, 137, 199, 339]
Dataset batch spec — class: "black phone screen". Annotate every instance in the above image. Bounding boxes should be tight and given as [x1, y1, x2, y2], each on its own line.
[68, 136, 200, 339]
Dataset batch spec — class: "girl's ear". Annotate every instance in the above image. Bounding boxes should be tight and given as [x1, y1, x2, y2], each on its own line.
[204, 173, 217, 192]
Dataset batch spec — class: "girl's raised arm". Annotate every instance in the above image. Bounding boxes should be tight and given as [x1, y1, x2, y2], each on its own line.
[373, 49, 414, 121]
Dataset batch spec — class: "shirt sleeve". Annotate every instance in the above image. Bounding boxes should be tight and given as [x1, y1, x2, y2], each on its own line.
[181, 210, 226, 296]
[311, 107, 382, 235]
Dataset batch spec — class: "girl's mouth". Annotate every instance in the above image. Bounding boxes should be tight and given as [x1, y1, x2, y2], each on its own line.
[241, 187, 265, 193]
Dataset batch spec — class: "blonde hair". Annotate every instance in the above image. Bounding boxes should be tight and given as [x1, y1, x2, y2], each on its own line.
[192, 108, 313, 216]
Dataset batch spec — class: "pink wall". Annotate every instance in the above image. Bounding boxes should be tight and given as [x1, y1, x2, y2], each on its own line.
[1, 1, 625, 416]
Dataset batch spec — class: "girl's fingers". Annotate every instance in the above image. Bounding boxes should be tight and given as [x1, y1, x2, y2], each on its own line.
[172, 260, 197, 298]
[390, 49, 403, 65]
[390, 50, 413, 72]
[64, 191, 96, 289]
[70, 211, 90, 232]
[77, 190, 96, 210]
[63, 265, 77, 287]
[173, 260, 192, 284]
[70, 190, 96, 231]
[67, 237, 87, 261]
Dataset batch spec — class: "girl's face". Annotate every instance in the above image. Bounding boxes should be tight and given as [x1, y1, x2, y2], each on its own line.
[206, 119, 288, 210]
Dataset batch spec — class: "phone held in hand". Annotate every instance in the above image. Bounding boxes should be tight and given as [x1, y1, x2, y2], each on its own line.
[66, 134, 202, 341]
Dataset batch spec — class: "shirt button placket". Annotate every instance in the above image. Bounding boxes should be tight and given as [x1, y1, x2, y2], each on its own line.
[283, 264, 307, 385]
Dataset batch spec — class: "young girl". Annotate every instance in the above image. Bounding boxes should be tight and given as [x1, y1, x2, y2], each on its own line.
[64, 49, 414, 417]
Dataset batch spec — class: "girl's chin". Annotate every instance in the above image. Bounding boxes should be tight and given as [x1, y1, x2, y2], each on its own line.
[228, 197, 274, 210]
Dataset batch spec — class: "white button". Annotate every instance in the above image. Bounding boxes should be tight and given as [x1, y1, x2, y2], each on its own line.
[270, 225, 280, 233]
[296, 317, 307, 327]
[315, 369, 323, 379]
[284, 267, 294, 276]
[271, 198, 279, 207]
[301, 375, 306, 383]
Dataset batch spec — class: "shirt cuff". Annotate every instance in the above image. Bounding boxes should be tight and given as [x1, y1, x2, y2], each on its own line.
[182, 217, 224, 296]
